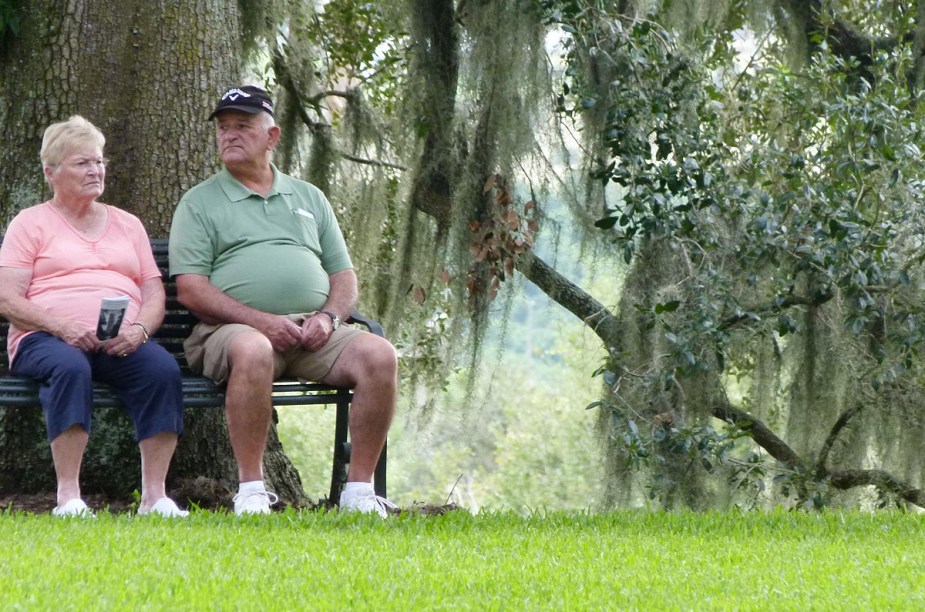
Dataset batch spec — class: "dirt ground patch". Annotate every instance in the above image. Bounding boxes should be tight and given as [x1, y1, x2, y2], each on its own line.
[0, 492, 133, 515]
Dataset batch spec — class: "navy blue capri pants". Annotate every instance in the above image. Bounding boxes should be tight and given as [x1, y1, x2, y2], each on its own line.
[12, 332, 184, 442]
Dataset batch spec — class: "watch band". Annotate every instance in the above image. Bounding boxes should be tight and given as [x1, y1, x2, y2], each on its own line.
[321, 310, 340, 329]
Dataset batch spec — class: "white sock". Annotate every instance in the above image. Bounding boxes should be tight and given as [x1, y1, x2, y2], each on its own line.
[342, 481, 374, 498]
[238, 480, 266, 494]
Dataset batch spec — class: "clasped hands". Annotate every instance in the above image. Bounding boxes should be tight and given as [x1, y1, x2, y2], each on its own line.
[58, 320, 148, 358]
[260, 312, 335, 353]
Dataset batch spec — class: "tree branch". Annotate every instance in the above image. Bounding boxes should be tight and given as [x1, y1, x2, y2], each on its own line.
[829, 469, 925, 507]
[780, 0, 904, 73]
[815, 404, 863, 473]
[306, 89, 353, 104]
[272, 47, 408, 173]
[717, 290, 833, 333]
[338, 151, 407, 171]
[271, 46, 329, 132]
[514, 250, 622, 349]
[714, 399, 924, 508]
[712, 400, 806, 470]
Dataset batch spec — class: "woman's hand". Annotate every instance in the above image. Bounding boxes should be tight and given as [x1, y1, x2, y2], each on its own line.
[100, 323, 147, 358]
[55, 320, 102, 352]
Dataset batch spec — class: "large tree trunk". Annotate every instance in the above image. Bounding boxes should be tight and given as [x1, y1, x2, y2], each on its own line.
[0, 0, 308, 506]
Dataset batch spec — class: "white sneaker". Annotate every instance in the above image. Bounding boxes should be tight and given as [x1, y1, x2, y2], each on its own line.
[232, 490, 279, 515]
[52, 498, 95, 518]
[339, 491, 397, 518]
[138, 497, 190, 518]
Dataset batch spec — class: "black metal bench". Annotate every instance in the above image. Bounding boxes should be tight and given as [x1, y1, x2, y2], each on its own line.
[0, 237, 386, 502]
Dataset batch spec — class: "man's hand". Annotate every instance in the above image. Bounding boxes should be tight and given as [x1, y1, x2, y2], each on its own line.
[256, 314, 303, 352]
[299, 312, 334, 352]
[176, 274, 302, 352]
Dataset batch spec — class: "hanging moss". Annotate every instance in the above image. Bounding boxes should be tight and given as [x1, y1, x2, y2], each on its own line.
[210, 0, 925, 510]
[275, 87, 302, 175]
[303, 126, 335, 195]
[746, 332, 784, 432]
[237, 0, 274, 54]
[448, 0, 551, 364]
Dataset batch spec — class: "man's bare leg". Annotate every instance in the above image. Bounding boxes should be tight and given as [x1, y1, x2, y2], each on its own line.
[225, 331, 276, 483]
[323, 334, 397, 483]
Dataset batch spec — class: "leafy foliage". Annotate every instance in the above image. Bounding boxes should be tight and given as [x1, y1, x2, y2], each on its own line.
[292, 1, 407, 110]
[186, 0, 925, 510]
[0, 0, 20, 47]
[545, 0, 925, 508]
[467, 175, 537, 304]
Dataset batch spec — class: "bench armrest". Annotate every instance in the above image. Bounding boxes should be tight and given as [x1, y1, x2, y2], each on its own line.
[347, 311, 384, 337]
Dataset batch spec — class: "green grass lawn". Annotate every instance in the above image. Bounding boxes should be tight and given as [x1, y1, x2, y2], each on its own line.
[1, 508, 922, 610]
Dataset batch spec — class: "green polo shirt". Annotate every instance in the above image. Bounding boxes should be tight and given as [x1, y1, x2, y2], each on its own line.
[168, 166, 353, 314]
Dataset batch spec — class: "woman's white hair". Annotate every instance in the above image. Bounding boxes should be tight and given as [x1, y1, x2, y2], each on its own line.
[40, 115, 105, 169]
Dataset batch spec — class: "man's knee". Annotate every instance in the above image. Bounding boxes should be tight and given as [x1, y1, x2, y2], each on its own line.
[227, 332, 276, 375]
[355, 336, 398, 380]
[373, 339, 398, 375]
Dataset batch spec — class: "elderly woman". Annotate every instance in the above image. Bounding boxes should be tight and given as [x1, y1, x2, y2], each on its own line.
[0, 116, 187, 517]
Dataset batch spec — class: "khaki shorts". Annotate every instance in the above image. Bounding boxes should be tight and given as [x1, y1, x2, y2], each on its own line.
[183, 313, 364, 384]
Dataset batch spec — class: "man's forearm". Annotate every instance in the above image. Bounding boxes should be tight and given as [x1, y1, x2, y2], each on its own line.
[176, 273, 305, 352]
[322, 269, 359, 319]
[176, 275, 272, 327]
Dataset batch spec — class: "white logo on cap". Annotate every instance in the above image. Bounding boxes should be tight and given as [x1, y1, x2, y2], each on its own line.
[222, 88, 252, 102]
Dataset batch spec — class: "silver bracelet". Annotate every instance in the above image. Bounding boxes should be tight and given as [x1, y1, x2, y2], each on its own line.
[132, 322, 149, 343]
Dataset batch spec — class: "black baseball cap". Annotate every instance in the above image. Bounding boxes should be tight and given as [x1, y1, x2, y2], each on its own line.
[208, 85, 274, 120]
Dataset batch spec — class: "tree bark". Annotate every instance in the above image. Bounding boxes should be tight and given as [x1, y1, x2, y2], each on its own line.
[828, 469, 925, 507]
[911, 1, 925, 95]
[0, 1, 236, 233]
[407, 0, 459, 234]
[0, 0, 308, 506]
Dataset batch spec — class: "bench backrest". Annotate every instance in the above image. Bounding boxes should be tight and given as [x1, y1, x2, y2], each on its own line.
[0, 237, 198, 375]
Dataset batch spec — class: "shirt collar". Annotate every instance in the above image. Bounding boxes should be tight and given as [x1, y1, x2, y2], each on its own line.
[217, 164, 295, 202]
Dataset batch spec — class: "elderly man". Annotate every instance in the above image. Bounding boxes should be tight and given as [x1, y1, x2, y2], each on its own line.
[168, 86, 397, 517]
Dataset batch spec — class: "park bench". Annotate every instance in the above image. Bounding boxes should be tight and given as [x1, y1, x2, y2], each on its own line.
[0, 237, 386, 503]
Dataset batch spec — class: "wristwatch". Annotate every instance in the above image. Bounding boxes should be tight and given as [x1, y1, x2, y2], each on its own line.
[321, 310, 340, 330]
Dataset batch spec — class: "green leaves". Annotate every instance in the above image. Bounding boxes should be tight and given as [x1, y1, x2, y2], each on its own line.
[573, 2, 925, 387]
[0, 0, 20, 44]
[546, 0, 925, 511]
[654, 300, 680, 314]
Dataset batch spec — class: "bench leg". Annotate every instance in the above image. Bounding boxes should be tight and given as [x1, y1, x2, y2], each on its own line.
[329, 390, 350, 504]
[374, 439, 387, 498]
[328, 388, 388, 503]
